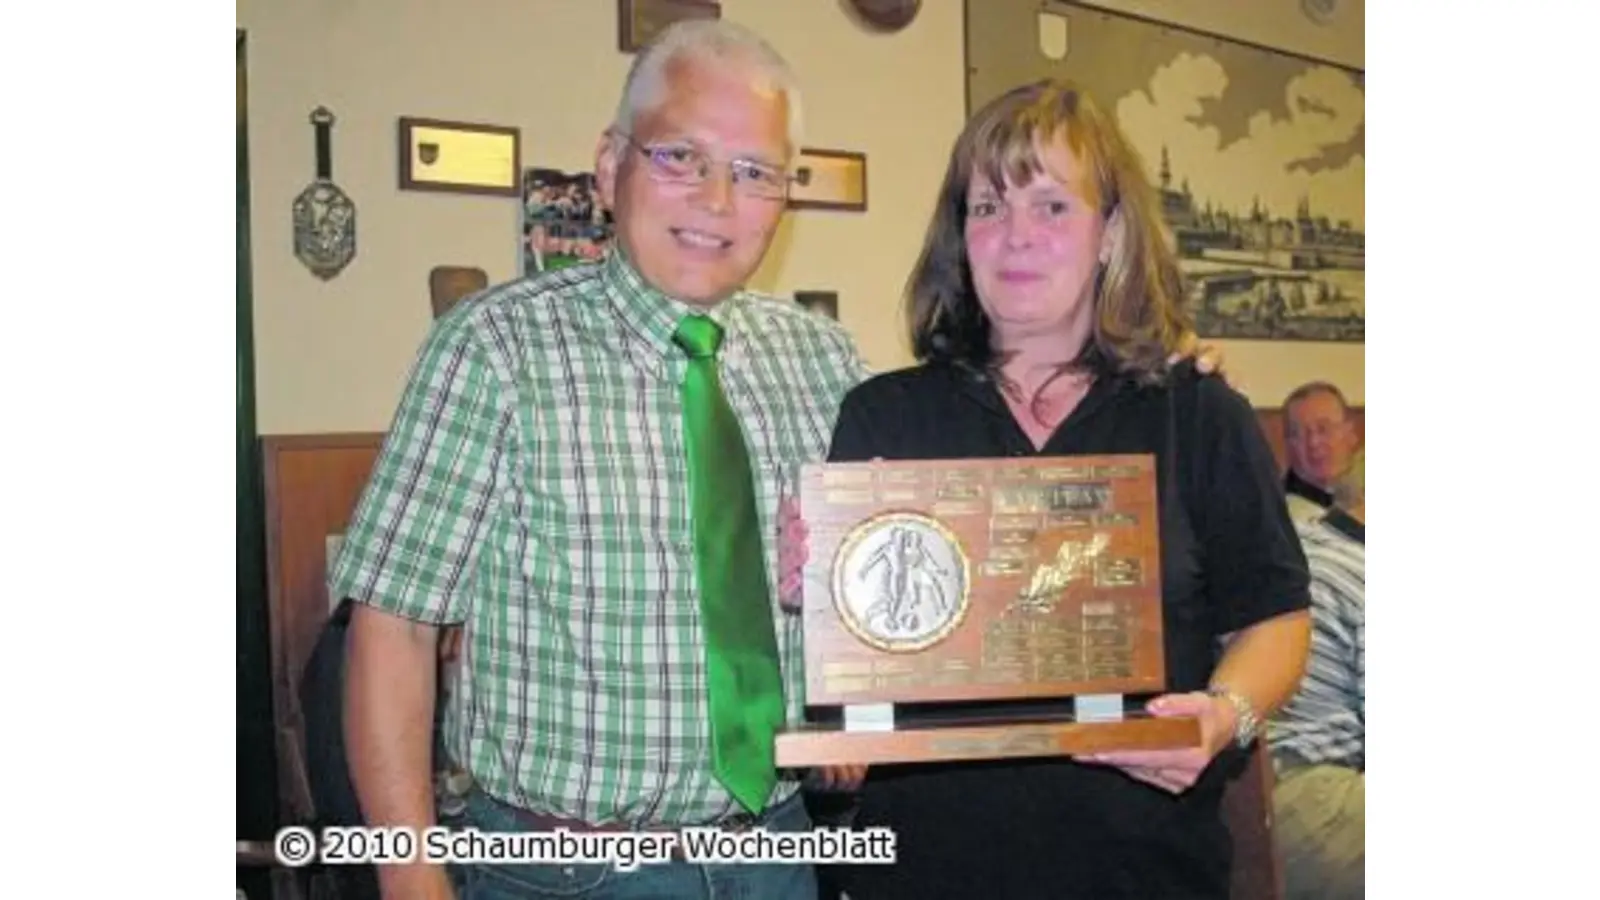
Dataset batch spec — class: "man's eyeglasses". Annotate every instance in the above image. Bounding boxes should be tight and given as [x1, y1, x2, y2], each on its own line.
[617, 134, 796, 201]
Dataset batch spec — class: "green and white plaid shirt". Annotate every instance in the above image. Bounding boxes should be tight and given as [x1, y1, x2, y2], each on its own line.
[329, 248, 869, 826]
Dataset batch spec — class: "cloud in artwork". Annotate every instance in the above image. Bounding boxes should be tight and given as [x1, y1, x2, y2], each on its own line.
[1289, 122, 1364, 175]
[1115, 54, 1364, 229]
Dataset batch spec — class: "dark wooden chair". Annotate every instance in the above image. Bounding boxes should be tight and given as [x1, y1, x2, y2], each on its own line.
[429, 265, 488, 320]
[1223, 742, 1286, 900]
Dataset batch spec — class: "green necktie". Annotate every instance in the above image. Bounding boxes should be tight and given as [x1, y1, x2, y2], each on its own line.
[673, 314, 785, 815]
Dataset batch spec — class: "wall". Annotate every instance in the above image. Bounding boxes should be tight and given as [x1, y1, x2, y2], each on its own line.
[236, 0, 965, 434]
[237, 0, 1361, 435]
[1044, 0, 1365, 407]
[1078, 0, 1363, 69]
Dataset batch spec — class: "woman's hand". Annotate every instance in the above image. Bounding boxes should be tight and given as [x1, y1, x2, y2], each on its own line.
[1074, 691, 1236, 794]
[777, 495, 809, 612]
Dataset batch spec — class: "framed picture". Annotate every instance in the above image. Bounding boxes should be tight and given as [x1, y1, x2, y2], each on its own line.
[520, 167, 615, 276]
[619, 0, 721, 53]
[398, 117, 521, 197]
[788, 148, 868, 212]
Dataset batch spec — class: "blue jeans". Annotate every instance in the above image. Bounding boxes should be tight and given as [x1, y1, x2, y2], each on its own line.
[450, 791, 818, 900]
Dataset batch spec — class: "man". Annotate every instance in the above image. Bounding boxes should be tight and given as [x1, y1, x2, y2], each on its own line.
[1268, 452, 1365, 900]
[1281, 381, 1361, 524]
[332, 20, 864, 900]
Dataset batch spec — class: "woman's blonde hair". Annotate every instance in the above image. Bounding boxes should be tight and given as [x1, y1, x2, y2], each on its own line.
[906, 79, 1191, 384]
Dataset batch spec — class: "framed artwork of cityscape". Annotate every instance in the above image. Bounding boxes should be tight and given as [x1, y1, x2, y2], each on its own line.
[968, 2, 1365, 342]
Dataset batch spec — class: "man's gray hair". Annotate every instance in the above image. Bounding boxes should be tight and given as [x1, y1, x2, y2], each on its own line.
[1282, 380, 1352, 439]
[611, 19, 804, 154]
[1283, 380, 1351, 415]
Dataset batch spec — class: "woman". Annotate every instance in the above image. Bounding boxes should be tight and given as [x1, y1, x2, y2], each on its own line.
[821, 79, 1312, 899]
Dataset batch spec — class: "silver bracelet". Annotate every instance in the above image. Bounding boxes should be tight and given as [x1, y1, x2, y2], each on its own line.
[1205, 685, 1261, 749]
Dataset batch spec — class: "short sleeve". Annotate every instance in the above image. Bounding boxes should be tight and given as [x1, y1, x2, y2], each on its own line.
[1189, 377, 1311, 635]
[328, 316, 511, 625]
[812, 326, 873, 443]
[826, 325, 874, 394]
[826, 385, 885, 463]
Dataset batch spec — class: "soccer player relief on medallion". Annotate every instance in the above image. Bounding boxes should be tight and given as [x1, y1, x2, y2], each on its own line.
[1038, 11, 1069, 61]
[832, 512, 971, 652]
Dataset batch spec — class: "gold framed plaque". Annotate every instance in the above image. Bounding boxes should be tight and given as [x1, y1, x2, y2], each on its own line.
[398, 117, 521, 197]
[788, 148, 868, 212]
[774, 455, 1201, 767]
[619, 0, 721, 53]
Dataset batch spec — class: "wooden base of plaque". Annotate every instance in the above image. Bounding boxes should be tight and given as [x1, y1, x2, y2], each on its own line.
[775, 714, 1200, 768]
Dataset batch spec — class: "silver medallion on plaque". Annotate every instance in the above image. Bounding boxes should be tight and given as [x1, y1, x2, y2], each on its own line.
[831, 512, 971, 652]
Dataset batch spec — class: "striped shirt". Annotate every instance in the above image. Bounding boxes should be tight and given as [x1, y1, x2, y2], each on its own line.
[1268, 511, 1365, 772]
[329, 248, 869, 826]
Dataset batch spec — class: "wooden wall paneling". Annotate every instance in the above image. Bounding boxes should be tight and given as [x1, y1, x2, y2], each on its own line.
[261, 433, 385, 825]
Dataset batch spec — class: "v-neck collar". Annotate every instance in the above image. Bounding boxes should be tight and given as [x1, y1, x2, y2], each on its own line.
[949, 363, 1132, 455]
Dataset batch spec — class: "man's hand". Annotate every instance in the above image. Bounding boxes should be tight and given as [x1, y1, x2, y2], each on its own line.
[1168, 332, 1228, 380]
[1072, 692, 1234, 794]
[777, 495, 809, 612]
[810, 764, 868, 792]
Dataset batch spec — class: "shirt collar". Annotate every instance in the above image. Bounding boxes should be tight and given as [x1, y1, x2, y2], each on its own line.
[948, 359, 1136, 423]
[1285, 469, 1334, 508]
[1319, 507, 1366, 545]
[598, 245, 752, 367]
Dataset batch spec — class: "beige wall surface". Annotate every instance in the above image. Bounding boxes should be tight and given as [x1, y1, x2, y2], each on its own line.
[238, 0, 965, 434]
[238, 0, 1362, 434]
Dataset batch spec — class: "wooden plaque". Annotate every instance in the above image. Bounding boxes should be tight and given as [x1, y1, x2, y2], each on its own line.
[788, 148, 868, 212]
[618, 0, 721, 53]
[775, 455, 1200, 766]
[397, 117, 521, 197]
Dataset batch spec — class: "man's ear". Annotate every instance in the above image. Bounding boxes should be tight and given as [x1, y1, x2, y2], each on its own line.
[594, 131, 620, 211]
[1098, 205, 1126, 266]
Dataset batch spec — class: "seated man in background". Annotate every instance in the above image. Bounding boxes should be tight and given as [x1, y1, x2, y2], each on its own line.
[1268, 451, 1365, 900]
[1281, 381, 1362, 524]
